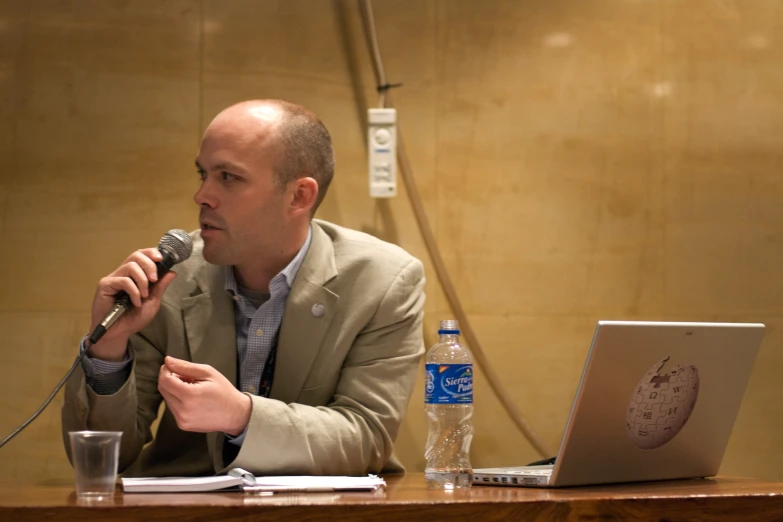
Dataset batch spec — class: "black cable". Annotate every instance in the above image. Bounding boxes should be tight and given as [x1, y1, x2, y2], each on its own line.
[0, 351, 86, 448]
[526, 456, 557, 466]
[376, 82, 403, 93]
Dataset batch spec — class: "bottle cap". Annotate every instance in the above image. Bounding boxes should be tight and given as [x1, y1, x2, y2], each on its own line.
[438, 319, 460, 334]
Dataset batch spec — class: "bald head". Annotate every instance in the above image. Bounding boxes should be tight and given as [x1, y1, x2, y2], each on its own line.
[206, 100, 334, 214]
[210, 100, 285, 131]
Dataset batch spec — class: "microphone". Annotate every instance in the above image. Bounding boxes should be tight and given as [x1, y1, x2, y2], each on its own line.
[88, 229, 194, 345]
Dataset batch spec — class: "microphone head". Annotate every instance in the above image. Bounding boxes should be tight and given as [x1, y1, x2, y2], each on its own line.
[158, 229, 194, 263]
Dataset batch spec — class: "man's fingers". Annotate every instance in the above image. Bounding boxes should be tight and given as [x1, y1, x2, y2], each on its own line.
[99, 267, 174, 310]
[149, 272, 176, 300]
[99, 276, 142, 307]
[158, 380, 185, 415]
[164, 356, 212, 380]
[158, 364, 189, 400]
[139, 247, 163, 262]
[122, 249, 161, 283]
[122, 262, 150, 298]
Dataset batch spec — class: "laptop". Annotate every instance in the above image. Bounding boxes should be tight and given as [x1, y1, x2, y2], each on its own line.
[473, 320, 765, 488]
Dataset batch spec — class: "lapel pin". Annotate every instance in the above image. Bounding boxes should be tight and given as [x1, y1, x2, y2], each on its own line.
[311, 303, 325, 317]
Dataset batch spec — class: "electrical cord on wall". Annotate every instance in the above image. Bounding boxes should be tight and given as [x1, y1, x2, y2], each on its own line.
[358, 0, 553, 458]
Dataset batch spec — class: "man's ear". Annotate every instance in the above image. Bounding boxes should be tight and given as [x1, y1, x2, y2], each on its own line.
[289, 177, 319, 217]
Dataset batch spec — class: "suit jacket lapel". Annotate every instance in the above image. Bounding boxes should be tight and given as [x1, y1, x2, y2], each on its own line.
[180, 262, 237, 383]
[272, 223, 339, 404]
[180, 260, 237, 464]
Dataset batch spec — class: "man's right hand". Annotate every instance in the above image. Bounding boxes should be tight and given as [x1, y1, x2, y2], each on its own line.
[86, 248, 177, 361]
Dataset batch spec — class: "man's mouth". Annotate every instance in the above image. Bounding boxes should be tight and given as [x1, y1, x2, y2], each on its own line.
[201, 223, 221, 231]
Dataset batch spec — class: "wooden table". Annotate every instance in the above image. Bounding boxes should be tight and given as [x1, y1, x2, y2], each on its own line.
[1, 473, 782, 521]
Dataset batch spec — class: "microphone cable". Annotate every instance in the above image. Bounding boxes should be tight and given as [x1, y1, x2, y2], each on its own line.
[0, 229, 192, 449]
[0, 352, 86, 448]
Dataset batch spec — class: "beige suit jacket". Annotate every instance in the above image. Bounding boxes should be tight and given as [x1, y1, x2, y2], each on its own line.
[62, 219, 425, 477]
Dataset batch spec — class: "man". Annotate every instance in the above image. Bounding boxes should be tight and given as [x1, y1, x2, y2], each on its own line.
[61, 100, 426, 477]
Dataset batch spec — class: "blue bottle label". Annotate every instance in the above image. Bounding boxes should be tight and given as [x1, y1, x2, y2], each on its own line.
[425, 364, 473, 404]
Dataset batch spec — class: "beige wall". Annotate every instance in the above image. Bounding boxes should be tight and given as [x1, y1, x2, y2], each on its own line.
[1, 0, 781, 483]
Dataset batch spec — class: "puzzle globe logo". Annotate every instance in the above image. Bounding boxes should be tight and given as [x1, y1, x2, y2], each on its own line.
[626, 357, 700, 450]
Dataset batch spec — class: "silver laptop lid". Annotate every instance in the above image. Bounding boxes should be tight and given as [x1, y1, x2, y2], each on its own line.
[550, 321, 764, 487]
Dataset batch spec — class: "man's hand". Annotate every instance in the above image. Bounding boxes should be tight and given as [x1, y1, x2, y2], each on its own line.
[87, 248, 177, 361]
[157, 356, 252, 436]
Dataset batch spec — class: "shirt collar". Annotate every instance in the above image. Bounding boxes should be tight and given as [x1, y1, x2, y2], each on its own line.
[224, 225, 313, 296]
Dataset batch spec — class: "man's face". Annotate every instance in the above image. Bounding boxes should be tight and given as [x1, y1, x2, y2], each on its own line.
[194, 112, 289, 267]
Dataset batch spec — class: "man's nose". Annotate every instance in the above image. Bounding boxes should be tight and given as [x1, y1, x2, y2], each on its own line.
[194, 178, 217, 209]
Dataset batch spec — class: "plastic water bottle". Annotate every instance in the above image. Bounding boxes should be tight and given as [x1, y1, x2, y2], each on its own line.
[424, 319, 474, 489]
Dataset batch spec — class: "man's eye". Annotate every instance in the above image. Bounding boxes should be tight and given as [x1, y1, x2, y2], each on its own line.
[196, 170, 206, 180]
[221, 171, 236, 181]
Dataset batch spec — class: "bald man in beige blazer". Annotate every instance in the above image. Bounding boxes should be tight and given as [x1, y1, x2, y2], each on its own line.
[61, 100, 425, 477]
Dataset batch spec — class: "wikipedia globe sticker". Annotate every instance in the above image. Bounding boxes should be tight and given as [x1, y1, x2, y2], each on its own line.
[626, 357, 700, 450]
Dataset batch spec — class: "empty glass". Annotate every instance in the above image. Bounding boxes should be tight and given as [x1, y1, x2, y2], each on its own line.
[68, 431, 122, 499]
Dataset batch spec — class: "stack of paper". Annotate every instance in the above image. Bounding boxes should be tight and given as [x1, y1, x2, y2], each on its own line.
[122, 475, 246, 493]
[121, 469, 386, 494]
[244, 475, 386, 493]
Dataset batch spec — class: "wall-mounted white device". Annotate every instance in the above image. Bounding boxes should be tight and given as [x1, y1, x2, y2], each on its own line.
[368, 108, 397, 198]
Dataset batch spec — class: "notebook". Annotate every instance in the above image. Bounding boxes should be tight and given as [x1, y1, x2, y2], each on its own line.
[121, 468, 386, 493]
